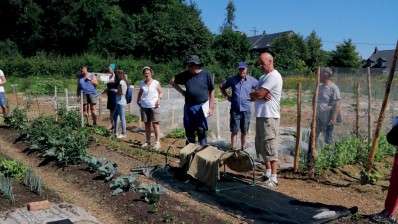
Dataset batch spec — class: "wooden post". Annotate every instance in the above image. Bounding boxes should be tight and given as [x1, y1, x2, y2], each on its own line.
[294, 83, 302, 173]
[216, 99, 220, 139]
[367, 68, 373, 143]
[65, 89, 69, 112]
[12, 84, 19, 109]
[366, 40, 398, 172]
[54, 86, 58, 121]
[80, 90, 84, 128]
[98, 97, 102, 120]
[309, 67, 320, 178]
[355, 83, 360, 137]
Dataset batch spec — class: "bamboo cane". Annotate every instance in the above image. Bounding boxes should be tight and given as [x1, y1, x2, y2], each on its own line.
[366, 40, 398, 172]
[294, 83, 302, 173]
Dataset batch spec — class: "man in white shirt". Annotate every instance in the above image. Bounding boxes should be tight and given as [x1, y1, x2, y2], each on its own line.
[0, 69, 7, 117]
[250, 53, 283, 187]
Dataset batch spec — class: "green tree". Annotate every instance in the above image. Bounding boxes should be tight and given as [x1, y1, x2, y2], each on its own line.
[220, 1, 237, 32]
[212, 29, 251, 70]
[328, 39, 362, 68]
[132, 1, 213, 62]
[305, 31, 328, 72]
[269, 32, 310, 75]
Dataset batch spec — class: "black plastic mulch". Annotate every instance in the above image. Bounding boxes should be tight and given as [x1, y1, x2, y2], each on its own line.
[152, 167, 357, 224]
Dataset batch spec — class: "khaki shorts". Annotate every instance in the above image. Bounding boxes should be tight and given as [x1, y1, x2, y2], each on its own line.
[83, 94, 96, 104]
[141, 107, 160, 122]
[255, 117, 279, 162]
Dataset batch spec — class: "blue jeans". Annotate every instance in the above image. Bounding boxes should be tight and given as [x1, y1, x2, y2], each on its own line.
[113, 104, 126, 135]
[183, 103, 208, 145]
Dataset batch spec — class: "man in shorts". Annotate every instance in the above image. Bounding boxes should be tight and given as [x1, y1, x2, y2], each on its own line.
[220, 62, 258, 150]
[250, 53, 283, 187]
[0, 68, 7, 117]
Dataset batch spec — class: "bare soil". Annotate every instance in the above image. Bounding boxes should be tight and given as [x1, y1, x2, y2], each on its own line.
[0, 92, 395, 223]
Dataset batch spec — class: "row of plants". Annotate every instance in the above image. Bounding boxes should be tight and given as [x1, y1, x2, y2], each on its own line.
[0, 154, 43, 203]
[299, 134, 396, 183]
[4, 105, 167, 211]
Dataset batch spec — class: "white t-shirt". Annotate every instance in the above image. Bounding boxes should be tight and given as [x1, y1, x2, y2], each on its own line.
[254, 70, 283, 118]
[139, 80, 160, 108]
[0, 70, 4, 92]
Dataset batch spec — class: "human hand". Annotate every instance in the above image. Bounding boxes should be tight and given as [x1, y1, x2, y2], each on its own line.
[208, 108, 213, 117]
[264, 92, 271, 101]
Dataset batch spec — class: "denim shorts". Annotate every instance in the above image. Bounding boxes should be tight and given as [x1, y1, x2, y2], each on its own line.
[230, 110, 251, 134]
[0, 92, 6, 106]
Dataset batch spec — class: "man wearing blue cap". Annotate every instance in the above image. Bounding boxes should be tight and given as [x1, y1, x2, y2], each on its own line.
[220, 62, 258, 150]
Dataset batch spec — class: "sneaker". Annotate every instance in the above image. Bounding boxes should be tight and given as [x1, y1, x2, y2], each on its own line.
[370, 210, 396, 223]
[117, 134, 126, 139]
[262, 179, 278, 187]
[258, 173, 271, 181]
[154, 142, 161, 150]
[141, 142, 150, 148]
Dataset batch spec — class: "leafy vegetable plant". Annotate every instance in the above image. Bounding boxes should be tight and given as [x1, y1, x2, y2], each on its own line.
[138, 183, 165, 213]
[98, 162, 118, 181]
[109, 174, 138, 195]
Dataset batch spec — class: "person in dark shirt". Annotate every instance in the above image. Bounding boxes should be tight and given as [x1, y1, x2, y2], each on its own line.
[170, 55, 215, 145]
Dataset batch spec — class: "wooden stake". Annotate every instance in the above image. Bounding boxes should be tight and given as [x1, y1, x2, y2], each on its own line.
[294, 83, 302, 173]
[355, 83, 360, 137]
[367, 68, 373, 143]
[366, 40, 398, 172]
[309, 67, 320, 178]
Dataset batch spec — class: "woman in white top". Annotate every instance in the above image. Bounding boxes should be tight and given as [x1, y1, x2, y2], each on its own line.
[112, 69, 128, 138]
[103, 63, 117, 130]
[137, 66, 163, 149]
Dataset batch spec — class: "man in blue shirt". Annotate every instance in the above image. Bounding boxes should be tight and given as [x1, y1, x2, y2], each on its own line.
[220, 62, 258, 150]
[170, 55, 215, 145]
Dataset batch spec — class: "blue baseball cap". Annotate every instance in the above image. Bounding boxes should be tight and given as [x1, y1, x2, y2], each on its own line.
[109, 63, 116, 70]
[237, 62, 247, 68]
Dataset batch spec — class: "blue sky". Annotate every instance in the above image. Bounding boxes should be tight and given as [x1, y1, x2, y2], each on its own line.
[191, 0, 398, 59]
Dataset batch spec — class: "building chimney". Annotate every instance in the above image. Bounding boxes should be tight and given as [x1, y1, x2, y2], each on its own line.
[373, 46, 378, 54]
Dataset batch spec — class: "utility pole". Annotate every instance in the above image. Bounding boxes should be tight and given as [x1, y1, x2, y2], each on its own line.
[251, 27, 257, 36]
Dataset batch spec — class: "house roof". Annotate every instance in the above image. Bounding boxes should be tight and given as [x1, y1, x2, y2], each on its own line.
[248, 30, 294, 52]
[362, 49, 398, 70]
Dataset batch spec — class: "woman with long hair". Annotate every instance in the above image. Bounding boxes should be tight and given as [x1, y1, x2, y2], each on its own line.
[112, 69, 128, 138]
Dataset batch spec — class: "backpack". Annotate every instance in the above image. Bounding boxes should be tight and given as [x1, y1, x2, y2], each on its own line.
[125, 86, 133, 104]
[387, 125, 398, 146]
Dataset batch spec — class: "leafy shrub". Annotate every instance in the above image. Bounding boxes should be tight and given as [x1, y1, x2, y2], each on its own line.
[125, 114, 139, 123]
[84, 156, 107, 173]
[4, 108, 29, 130]
[166, 128, 186, 139]
[139, 183, 165, 213]
[109, 174, 138, 195]
[98, 162, 118, 181]
[0, 158, 29, 180]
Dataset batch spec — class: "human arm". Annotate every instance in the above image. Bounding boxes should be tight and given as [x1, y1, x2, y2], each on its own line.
[207, 89, 215, 116]
[156, 83, 163, 107]
[0, 74, 6, 86]
[250, 87, 270, 101]
[170, 77, 185, 96]
[329, 100, 341, 125]
[136, 88, 143, 107]
[219, 83, 230, 101]
[88, 74, 99, 87]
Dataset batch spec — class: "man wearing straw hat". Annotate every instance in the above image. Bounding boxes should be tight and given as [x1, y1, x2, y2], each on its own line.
[170, 55, 215, 146]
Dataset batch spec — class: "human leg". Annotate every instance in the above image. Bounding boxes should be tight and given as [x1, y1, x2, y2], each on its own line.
[183, 104, 198, 144]
[113, 105, 120, 134]
[230, 110, 240, 149]
[108, 109, 114, 129]
[324, 124, 335, 144]
[241, 111, 251, 149]
[0, 92, 7, 116]
[83, 104, 89, 124]
[144, 122, 151, 142]
[260, 118, 279, 187]
[119, 105, 126, 135]
[90, 103, 97, 125]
